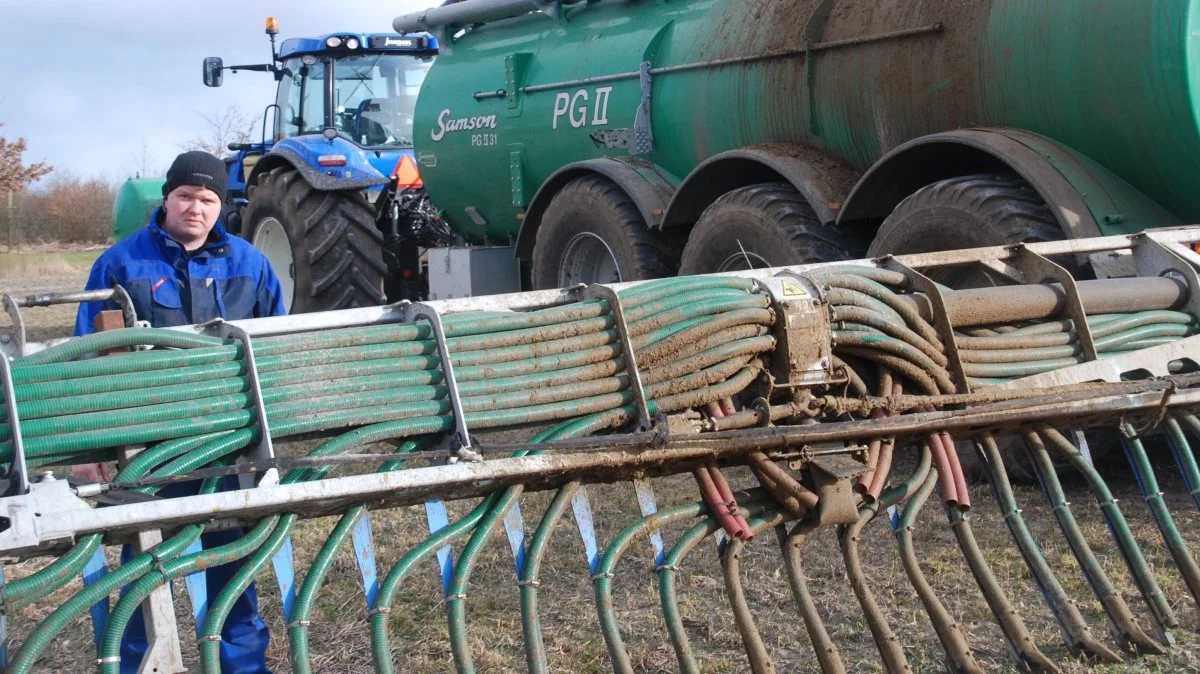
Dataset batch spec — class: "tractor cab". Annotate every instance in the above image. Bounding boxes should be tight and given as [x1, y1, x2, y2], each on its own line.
[202, 18, 437, 213]
[274, 34, 434, 153]
[200, 18, 443, 314]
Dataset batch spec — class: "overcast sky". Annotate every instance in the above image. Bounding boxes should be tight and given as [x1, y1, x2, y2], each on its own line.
[2, 0, 435, 183]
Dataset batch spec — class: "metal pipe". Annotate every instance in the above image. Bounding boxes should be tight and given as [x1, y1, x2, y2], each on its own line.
[394, 0, 539, 33]
[897, 277, 1187, 328]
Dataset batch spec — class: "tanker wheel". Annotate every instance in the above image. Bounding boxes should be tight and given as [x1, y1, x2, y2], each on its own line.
[868, 173, 1076, 482]
[243, 166, 387, 314]
[867, 173, 1067, 284]
[678, 182, 866, 275]
[531, 175, 676, 289]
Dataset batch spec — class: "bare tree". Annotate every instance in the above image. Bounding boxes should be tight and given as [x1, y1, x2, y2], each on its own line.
[127, 139, 161, 178]
[178, 107, 262, 157]
[0, 122, 52, 193]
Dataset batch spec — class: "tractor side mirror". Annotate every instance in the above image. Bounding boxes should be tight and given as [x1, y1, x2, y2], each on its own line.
[203, 57, 224, 87]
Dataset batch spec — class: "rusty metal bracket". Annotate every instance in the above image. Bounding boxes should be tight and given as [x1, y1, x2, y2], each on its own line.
[2, 286, 139, 359]
[197, 319, 277, 488]
[409, 302, 477, 461]
[0, 354, 29, 496]
[879, 257, 970, 394]
[1011, 246, 1098, 361]
[1, 294, 26, 359]
[1132, 235, 1200, 322]
[581, 284, 653, 432]
[808, 454, 866, 526]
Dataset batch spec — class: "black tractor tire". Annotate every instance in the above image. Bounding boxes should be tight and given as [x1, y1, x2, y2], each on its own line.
[868, 173, 1066, 284]
[531, 175, 676, 289]
[679, 183, 866, 274]
[243, 166, 387, 314]
[868, 173, 1073, 482]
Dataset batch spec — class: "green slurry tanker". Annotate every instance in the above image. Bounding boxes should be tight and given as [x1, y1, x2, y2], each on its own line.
[394, 0, 1200, 291]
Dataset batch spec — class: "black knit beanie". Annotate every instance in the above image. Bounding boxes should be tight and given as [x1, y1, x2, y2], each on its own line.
[163, 150, 227, 202]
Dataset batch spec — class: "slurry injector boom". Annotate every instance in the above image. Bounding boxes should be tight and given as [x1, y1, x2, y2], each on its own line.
[4, 229, 1200, 673]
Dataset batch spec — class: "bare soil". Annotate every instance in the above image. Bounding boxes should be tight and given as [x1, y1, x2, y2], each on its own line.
[5, 271, 1200, 673]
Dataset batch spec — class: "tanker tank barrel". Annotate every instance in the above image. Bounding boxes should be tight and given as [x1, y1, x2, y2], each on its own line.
[5, 230, 1200, 673]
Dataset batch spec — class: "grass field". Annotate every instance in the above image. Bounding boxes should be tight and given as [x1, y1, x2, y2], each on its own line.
[0, 248, 103, 279]
[5, 254, 1200, 673]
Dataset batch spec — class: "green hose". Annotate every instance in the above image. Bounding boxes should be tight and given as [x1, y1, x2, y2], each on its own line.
[6, 472, 225, 673]
[98, 515, 280, 673]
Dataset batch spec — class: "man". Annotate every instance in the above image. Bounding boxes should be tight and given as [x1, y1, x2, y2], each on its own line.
[76, 150, 284, 674]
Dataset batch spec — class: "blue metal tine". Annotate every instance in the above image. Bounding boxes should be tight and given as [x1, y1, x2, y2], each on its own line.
[571, 486, 601, 575]
[271, 536, 298, 622]
[425, 499, 456, 593]
[353, 511, 381, 609]
[632, 478, 665, 566]
[503, 501, 527, 577]
[81, 546, 111, 647]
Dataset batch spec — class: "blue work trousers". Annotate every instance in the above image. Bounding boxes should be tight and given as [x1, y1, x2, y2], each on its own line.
[119, 481, 272, 674]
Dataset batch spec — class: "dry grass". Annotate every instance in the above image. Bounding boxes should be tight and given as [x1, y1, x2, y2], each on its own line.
[6, 274, 1200, 673]
[0, 257, 97, 348]
[0, 247, 104, 279]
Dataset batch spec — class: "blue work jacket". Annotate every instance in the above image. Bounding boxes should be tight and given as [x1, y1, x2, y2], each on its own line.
[76, 209, 286, 334]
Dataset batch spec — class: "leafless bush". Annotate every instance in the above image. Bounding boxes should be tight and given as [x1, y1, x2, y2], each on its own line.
[13, 173, 117, 245]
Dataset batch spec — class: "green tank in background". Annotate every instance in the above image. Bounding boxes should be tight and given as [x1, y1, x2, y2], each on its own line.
[397, 0, 1200, 288]
[111, 177, 165, 242]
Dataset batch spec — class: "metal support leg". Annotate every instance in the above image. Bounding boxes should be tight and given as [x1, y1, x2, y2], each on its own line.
[117, 446, 185, 674]
[409, 303, 477, 461]
[582, 285, 653, 431]
[199, 320, 277, 488]
[0, 355, 29, 495]
[1013, 246, 1099, 361]
[880, 257, 971, 393]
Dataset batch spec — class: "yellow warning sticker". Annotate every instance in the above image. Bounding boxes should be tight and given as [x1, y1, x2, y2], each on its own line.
[780, 279, 809, 298]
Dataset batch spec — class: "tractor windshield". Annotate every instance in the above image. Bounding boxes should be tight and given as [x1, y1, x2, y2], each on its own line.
[275, 52, 433, 148]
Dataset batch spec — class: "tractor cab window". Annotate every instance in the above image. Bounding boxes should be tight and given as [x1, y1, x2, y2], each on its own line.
[331, 53, 432, 149]
[276, 58, 326, 139]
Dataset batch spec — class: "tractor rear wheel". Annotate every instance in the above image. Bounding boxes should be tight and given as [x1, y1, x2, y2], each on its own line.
[679, 182, 865, 274]
[868, 173, 1075, 482]
[531, 175, 676, 289]
[243, 166, 387, 314]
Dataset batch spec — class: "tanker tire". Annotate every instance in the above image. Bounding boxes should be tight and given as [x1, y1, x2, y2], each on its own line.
[868, 173, 1072, 483]
[678, 182, 866, 275]
[243, 166, 387, 314]
[867, 173, 1065, 278]
[532, 175, 676, 289]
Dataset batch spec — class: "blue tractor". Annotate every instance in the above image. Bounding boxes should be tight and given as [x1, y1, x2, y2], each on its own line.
[203, 17, 448, 313]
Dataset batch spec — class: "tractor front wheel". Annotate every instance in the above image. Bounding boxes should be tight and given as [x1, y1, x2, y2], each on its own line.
[243, 167, 387, 314]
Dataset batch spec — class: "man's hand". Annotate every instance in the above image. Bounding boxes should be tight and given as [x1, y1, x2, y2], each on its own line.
[71, 462, 112, 483]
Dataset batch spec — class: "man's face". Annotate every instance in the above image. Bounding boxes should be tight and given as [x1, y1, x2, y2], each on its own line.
[162, 185, 221, 250]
